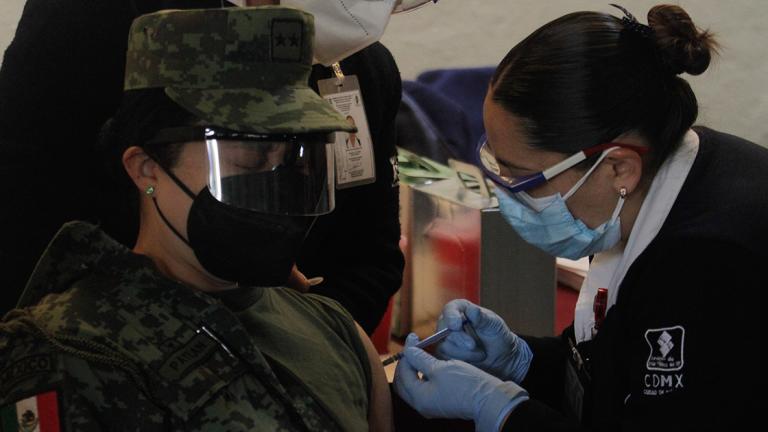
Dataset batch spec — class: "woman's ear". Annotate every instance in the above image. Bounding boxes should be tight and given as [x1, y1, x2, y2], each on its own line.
[605, 148, 643, 195]
[122, 146, 159, 193]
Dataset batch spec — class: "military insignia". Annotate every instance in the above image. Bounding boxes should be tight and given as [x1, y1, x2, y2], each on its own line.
[271, 19, 303, 62]
[0, 391, 60, 432]
[0, 355, 56, 394]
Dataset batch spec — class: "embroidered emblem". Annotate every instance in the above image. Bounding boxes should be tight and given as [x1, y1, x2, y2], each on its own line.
[0, 390, 61, 432]
[645, 326, 685, 371]
[158, 330, 219, 380]
[271, 19, 303, 62]
[643, 326, 685, 396]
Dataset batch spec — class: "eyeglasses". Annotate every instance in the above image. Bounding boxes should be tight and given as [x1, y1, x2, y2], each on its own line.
[393, 0, 439, 14]
[476, 135, 648, 194]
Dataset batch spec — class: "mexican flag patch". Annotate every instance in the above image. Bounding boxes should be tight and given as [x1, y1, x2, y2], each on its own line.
[0, 391, 60, 432]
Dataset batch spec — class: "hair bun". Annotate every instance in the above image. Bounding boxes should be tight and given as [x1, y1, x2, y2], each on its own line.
[647, 5, 718, 75]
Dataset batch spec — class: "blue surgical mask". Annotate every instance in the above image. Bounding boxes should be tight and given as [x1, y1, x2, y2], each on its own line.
[495, 149, 625, 260]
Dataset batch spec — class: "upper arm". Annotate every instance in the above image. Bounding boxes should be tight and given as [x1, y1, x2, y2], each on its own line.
[355, 322, 393, 432]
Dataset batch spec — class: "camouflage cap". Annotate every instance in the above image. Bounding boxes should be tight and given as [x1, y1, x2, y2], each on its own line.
[125, 6, 355, 134]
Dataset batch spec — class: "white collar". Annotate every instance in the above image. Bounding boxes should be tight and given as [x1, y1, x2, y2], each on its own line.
[573, 130, 700, 343]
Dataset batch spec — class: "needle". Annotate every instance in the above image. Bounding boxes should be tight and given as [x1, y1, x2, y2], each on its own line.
[382, 318, 471, 366]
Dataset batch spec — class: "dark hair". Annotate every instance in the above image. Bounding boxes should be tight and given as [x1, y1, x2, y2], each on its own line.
[489, 4, 718, 172]
[99, 88, 197, 177]
[96, 88, 198, 241]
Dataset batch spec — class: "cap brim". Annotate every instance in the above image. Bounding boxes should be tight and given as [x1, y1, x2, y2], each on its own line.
[165, 86, 356, 134]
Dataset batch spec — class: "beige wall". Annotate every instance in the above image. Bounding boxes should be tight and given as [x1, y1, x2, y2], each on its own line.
[381, 0, 768, 144]
[0, 0, 23, 64]
[2, 0, 767, 143]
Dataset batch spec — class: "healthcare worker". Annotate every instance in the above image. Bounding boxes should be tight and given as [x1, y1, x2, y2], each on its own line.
[394, 4, 768, 431]
[0, 7, 392, 430]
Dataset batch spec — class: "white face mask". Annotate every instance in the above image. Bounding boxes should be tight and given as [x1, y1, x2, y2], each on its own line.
[230, 0, 396, 66]
[284, 0, 397, 65]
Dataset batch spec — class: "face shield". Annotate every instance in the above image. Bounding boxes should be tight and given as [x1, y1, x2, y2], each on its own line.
[393, 0, 439, 14]
[147, 127, 336, 216]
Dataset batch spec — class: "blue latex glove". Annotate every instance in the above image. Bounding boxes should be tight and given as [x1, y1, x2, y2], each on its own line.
[436, 299, 533, 383]
[394, 333, 529, 432]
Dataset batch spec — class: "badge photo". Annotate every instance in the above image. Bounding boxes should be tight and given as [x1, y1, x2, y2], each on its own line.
[318, 75, 377, 189]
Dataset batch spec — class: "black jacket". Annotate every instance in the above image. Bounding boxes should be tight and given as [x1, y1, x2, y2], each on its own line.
[506, 127, 768, 431]
[0, 0, 403, 333]
[304, 47, 405, 332]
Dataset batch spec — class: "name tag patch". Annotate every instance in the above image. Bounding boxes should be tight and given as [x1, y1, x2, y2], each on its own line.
[159, 331, 219, 380]
[0, 355, 56, 395]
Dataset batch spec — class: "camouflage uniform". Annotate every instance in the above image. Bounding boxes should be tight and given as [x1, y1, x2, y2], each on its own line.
[2, 7, 371, 430]
[1, 222, 371, 431]
[123, 6, 356, 135]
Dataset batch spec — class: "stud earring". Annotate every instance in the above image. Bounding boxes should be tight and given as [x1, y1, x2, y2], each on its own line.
[619, 187, 628, 198]
[145, 186, 155, 196]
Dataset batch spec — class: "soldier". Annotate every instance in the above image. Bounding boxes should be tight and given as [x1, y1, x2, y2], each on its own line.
[0, 0, 431, 336]
[0, 7, 391, 431]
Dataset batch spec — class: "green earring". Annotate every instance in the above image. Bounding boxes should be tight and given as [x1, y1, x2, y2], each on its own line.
[145, 186, 155, 196]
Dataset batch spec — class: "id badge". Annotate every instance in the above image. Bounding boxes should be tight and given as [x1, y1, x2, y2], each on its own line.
[317, 75, 376, 189]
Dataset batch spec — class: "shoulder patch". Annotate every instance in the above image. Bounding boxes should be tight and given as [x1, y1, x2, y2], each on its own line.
[0, 390, 60, 432]
[0, 355, 56, 395]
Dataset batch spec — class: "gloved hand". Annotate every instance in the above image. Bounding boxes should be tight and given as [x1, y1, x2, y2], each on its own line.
[394, 333, 529, 432]
[436, 299, 533, 383]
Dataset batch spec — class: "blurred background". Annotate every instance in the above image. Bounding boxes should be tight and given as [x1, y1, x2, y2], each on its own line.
[2, 0, 766, 143]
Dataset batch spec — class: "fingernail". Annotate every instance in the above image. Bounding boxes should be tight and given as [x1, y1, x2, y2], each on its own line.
[308, 277, 324, 286]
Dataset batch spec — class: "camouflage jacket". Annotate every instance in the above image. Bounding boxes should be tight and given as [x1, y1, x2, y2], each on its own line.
[0, 222, 370, 431]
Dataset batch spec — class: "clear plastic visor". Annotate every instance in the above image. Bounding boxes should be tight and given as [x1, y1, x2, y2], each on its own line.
[393, 0, 438, 13]
[205, 132, 335, 216]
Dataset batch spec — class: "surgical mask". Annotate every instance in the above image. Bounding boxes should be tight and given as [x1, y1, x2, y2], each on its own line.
[496, 149, 625, 260]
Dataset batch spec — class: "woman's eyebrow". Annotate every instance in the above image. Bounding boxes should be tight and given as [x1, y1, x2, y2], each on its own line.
[486, 139, 537, 172]
[494, 154, 537, 173]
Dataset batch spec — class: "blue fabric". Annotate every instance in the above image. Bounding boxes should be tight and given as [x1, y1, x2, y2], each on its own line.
[398, 67, 495, 164]
[416, 67, 495, 146]
[495, 184, 624, 260]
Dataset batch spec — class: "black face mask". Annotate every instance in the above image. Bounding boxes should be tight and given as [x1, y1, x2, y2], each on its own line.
[152, 175, 313, 287]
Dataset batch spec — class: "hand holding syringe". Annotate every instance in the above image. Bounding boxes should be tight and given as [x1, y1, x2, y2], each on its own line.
[382, 315, 483, 366]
